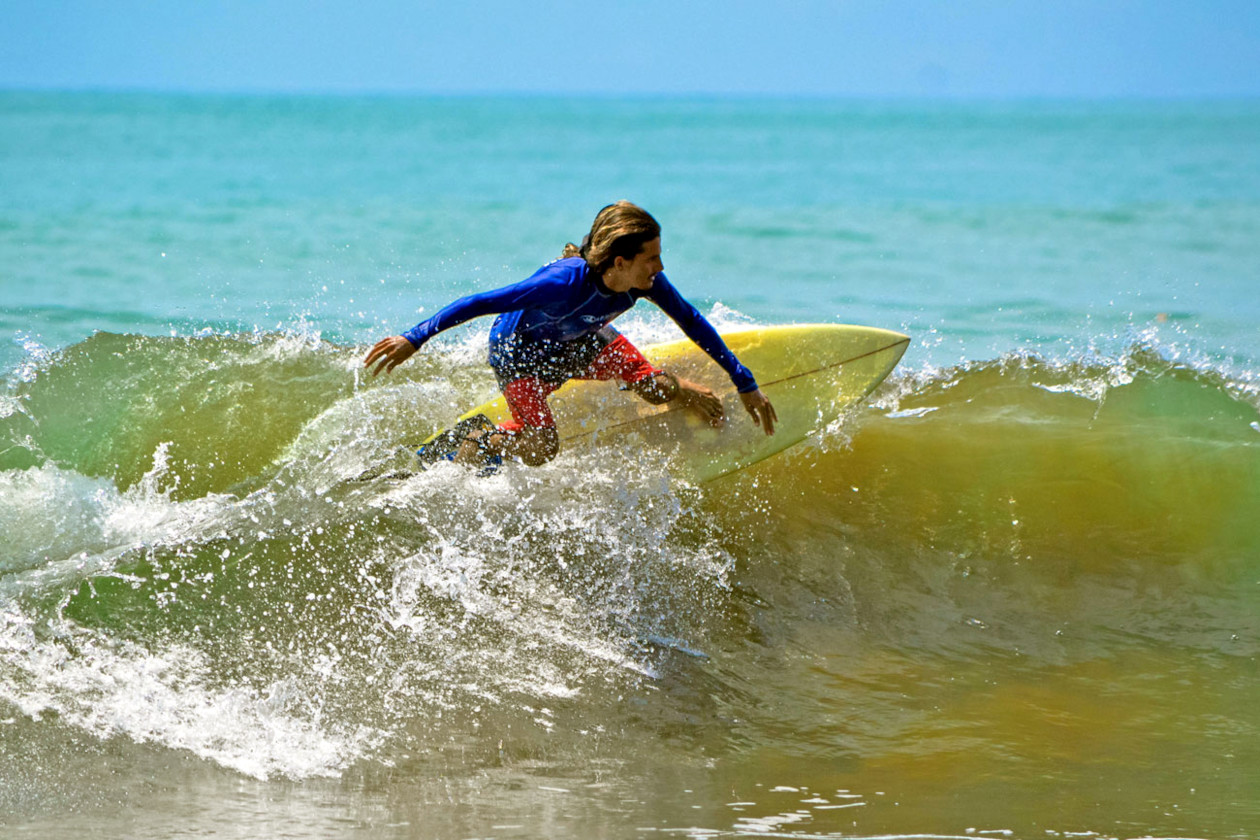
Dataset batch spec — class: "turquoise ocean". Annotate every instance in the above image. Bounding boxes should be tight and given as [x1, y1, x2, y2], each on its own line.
[2, 92, 1258, 838]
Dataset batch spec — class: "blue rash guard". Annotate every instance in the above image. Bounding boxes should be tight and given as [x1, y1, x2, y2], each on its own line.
[402, 257, 759, 392]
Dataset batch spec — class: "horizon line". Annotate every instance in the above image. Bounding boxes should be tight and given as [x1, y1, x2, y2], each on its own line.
[4, 84, 1260, 104]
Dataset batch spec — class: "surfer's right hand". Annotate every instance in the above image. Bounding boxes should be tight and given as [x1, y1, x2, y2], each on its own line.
[364, 335, 417, 376]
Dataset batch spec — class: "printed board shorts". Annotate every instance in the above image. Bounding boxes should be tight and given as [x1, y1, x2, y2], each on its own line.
[489, 327, 661, 430]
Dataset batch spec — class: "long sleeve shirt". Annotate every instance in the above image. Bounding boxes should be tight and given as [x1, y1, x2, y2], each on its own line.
[402, 257, 758, 393]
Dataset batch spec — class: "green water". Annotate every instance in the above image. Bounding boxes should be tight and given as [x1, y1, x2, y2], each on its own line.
[3, 331, 1258, 837]
[3, 93, 1259, 837]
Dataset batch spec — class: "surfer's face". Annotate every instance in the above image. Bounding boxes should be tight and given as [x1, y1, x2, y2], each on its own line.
[606, 237, 663, 293]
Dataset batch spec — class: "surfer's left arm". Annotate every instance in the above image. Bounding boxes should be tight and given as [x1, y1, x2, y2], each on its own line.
[647, 276, 777, 435]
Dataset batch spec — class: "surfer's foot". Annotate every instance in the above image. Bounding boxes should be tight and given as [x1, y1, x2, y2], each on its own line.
[458, 426, 559, 467]
[447, 430, 502, 476]
[674, 377, 725, 427]
[454, 429, 502, 464]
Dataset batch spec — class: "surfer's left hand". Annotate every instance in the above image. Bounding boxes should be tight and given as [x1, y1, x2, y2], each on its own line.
[740, 389, 777, 435]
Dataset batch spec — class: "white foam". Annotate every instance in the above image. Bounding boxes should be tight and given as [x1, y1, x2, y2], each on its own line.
[0, 444, 236, 599]
[0, 610, 377, 779]
[1, 403, 734, 780]
[0, 463, 115, 576]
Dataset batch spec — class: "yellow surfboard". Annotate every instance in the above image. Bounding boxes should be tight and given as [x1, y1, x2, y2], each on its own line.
[425, 324, 909, 483]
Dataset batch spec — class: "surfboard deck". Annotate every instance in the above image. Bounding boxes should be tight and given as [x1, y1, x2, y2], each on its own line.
[416, 324, 910, 483]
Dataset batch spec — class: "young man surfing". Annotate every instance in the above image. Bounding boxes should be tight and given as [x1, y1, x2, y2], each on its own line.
[364, 201, 776, 467]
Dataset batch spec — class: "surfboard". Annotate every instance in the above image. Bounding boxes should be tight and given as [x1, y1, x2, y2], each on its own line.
[417, 324, 910, 483]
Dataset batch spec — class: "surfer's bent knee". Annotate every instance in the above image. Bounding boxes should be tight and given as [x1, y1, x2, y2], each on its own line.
[510, 426, 560, 466]
[632, 371, 679, 405]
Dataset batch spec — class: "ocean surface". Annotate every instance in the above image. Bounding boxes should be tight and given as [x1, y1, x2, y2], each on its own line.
[1, 91, 1258, 839]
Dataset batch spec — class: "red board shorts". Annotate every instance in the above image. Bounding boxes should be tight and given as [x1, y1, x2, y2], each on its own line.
[498, 333, 661, 432]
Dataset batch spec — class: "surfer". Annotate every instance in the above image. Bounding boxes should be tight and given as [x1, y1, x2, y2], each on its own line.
[364, 201, 777, 466]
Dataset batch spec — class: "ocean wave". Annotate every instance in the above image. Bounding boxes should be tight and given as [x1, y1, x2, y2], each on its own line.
[1, 328, 1257, 779]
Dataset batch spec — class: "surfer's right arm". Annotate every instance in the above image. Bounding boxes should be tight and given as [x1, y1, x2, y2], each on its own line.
[364, 335, 418, 376]
[363, 271, 571, 376]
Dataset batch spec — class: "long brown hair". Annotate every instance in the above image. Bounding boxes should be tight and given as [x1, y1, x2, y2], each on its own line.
[562, 201, 661, 275]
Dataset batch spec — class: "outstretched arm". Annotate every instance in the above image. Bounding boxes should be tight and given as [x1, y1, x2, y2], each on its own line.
[364, 335, 418, 377]
[365, 266, 574, 376]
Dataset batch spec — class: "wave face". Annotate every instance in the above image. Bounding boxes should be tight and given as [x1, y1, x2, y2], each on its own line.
[2, 331, 1258, 836]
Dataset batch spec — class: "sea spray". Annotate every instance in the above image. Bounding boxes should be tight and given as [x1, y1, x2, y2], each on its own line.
[2, 335, 747, 782]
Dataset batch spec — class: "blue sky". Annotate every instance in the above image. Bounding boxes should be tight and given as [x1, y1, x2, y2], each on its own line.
[3, 0, 1259, 98]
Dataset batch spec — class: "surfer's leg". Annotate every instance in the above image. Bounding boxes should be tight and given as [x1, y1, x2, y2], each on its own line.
[455, 424, 558, 467]
[460, 376, 561, 466]
[585, 337, 726, 427]
[630, 372, 725, 426]
[627, 369, 677, 403]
